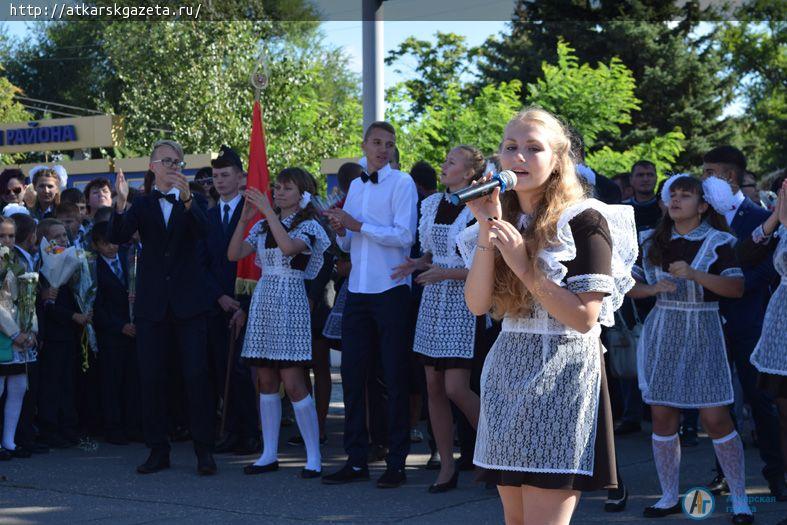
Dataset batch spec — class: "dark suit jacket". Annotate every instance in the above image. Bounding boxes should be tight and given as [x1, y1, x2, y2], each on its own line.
[204, 197, 244, 311]
[594, 173, 622, 205]
[108, 192, 210, 322]
[93, 250, 133, 347]
[37, 274, 81, 343]
[720, 197, 776, 344]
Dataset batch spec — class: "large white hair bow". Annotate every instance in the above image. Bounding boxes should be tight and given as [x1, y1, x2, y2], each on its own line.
[299, 191, 312, 209]
[660, 174, 734, 215]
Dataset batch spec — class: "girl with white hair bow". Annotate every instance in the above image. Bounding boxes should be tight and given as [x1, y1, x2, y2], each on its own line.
[628, 174, 753, 523]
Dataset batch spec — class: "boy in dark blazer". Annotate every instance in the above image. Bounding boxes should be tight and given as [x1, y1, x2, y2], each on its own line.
[702, 145, 786, 500]
[92, 221, 140, 445]
[203, 145, 258, 455]
[109, 139, 216, 476]
[35, 219, 86, 449]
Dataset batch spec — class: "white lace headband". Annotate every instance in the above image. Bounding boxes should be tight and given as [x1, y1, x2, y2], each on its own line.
[660, 174, 734, 215]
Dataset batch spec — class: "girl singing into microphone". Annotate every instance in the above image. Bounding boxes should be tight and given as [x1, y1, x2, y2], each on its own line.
[392, 146, 484, 493]
[459, 108, 636, 525]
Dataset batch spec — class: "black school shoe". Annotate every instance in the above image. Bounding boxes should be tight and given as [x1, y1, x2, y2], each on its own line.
[136, 449, 171, 474]
[605, 484, 628, 512]
[643, 503, 682, 518]
[377, 467, 406, 488]
[243, 461, 278, 475]
[321, 464, 370, 484]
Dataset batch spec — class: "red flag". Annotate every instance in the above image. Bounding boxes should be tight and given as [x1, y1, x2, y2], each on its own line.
[235, 100, 270, 296]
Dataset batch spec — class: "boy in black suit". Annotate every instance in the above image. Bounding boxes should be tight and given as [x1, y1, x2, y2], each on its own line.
[109, 139, 216, 475]
[36, 219, 87, 448]
[92, 221, 140, 445]
[204, 145, 258, 455]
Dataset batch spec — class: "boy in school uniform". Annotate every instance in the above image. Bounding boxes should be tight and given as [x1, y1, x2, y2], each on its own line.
[35, 219, 88, 448]
[92, 221, 141, 445]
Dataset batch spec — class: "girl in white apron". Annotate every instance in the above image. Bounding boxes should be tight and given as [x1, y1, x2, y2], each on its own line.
[460, 108, 636, 525]
[741, 178, 787, 486]
[629, 174, 752, 522]
[228, 168, 329, 479]
[392, 145, 484, 492]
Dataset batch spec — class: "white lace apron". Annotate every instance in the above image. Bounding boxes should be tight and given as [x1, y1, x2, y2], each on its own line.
[458, 199, 637, 474]
[636, 223, 742, 407]
[413, 193, 476, 359]
[751, 228, 787, 376]
[241, 216, 330, 362]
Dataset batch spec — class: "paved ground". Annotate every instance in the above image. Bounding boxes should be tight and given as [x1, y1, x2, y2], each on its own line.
[2, 373, 786, 524]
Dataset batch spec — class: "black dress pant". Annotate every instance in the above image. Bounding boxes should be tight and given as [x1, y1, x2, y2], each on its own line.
[341, 286, 411, 469]
[99, 336, 141, 437]
[37, 339, 78, 438]
[135, 309, 213, 451]
[207, 311, 257, 439]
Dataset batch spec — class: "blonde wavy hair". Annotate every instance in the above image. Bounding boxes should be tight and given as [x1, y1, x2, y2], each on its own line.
[490, 108, 587, 319]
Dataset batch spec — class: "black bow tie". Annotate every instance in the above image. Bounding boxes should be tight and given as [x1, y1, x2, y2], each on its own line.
[360, 171, 379, 184]
[153, 190, 178, 205]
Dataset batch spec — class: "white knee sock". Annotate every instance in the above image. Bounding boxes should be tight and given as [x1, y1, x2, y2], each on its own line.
[652, 433, 681, 508]
[2, 375, 26, 451]
[713, 431, 752, 515]
[292, 394, 321, 472]
[254, 393, 281, 467]
[1, 375, 27, 451]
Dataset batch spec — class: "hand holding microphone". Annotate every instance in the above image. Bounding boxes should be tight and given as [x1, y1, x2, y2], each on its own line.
[460, 170, 517, 224]
[449, 170, 517, 206]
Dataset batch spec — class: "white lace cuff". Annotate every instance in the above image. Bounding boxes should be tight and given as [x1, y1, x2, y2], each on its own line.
[751, 224, 772, 245]
[721, 267, 744, 278]
[566, 273, 616, 295]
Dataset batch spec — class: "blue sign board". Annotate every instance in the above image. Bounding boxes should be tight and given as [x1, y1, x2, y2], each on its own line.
[0, 124, 78, 147]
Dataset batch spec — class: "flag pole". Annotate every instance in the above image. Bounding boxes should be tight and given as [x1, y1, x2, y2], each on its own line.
[221, 48, 272, 437]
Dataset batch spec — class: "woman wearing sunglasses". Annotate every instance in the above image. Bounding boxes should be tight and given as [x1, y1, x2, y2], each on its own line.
[0, 170, 27, 212]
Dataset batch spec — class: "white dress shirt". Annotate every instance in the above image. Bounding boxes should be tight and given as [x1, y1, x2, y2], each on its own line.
[15, 245, 35, 272]
[219, 193, 242, 224]
[154, 186, 180, 227]
[336, 163, 418, 294]
[724, 191, 746, 227]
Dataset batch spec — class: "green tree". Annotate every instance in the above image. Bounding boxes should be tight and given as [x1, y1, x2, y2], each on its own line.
[2, 17, 362, 180]
[384, 32, 479, 117]
[386, 36, 686, 177]
[478, 0, 735, 169]
[717, 0, 786, 172]
[387, 80, 521, 170]
[0, 65, 33, 164]
[526, 39, 640, 148]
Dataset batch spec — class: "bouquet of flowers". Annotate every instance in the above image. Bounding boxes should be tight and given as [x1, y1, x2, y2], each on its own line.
[71, 249, 98, 371]
[17, 273, 38, 334]
[39, 238, 96, 370]
[39, 238, 82, 290]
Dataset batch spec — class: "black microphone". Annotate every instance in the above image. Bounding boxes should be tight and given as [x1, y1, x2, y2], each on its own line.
[448, 170, 517, 205]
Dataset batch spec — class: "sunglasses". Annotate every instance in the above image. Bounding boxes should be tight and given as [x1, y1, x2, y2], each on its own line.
[3, 187, 23, 196]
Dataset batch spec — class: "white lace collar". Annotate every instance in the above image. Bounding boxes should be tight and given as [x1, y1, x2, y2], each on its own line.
[671, 221, 712, 241]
